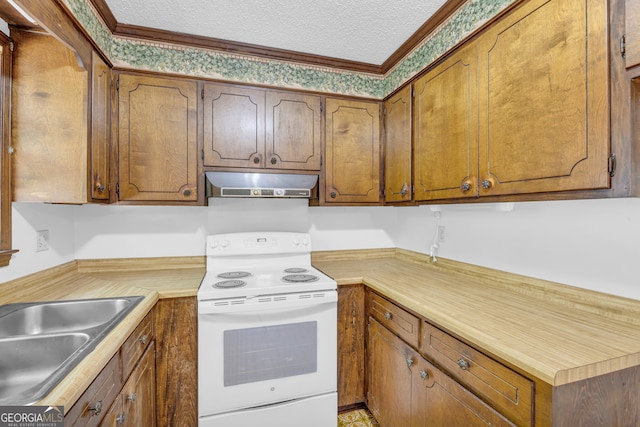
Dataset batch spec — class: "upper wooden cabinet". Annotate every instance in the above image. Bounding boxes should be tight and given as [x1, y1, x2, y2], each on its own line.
[626, 0, 640, 68]
[117, 73, 199, 203]
[324, 98, 381, 204]
[411, 0, 610, 201]
[203, 83, 321, 171]
[413, 43, 478, 201]
[11, 31, 111, 203]
[476, 0, 609, 196]
[384, 85, 412, 203]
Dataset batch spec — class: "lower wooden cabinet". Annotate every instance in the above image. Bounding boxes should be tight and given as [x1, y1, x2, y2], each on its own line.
[101, 343, 156, 427]
[368, 318, 514, 427]
[154, 297, 198, 427]
[337, 285, 366, 408]
[65, 311, 155, 426]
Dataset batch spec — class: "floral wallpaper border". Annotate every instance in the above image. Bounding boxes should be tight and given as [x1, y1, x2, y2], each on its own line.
[61, 0, 516, 99]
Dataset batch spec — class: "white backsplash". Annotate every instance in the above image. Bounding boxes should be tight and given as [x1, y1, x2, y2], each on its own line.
[2, 197, 640, 302]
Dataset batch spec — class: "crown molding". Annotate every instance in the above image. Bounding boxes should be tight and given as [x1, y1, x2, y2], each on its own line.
[88, 0, 466, 76]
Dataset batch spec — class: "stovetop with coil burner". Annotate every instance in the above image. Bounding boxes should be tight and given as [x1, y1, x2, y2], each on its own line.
[198, 232, 337, 300]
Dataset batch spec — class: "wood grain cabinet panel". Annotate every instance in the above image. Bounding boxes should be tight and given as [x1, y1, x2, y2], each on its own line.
[11, 31, 111, 203]
[203, 83, 265, 168]
[337, 285, 366, 408]
[420, 321, 534, 426]
[155, 297, 198, 427]
[626, 0, 640, 68]
[384, 85, 412, 202]
[90, 51, 111, 201]
[266, 91, 321, 170]
[477, 0, 609, 196]
[324, 98, 381, 204]
[413, 42, 478, 201]
[368, 291, 420, 348]
[117, 73, 199, 202]
[203, 83, 321, 171]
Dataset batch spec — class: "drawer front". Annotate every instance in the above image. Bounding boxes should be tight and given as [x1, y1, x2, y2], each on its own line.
[369, 292, 420, 347]
[65, 353, 121, 427]
[420, 322, 533, 426]
[121, 312, 153, 382]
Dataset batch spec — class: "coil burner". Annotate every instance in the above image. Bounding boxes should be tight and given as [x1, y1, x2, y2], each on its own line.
[283, 268, 308, 274]
[282, 274, 319, 283]
[214, 280, 247, 289]
[217, 271, 252, 279]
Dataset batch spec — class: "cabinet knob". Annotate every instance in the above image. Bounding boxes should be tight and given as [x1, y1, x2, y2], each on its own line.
[116, 412, 126, 424]
[127, 392, 137, 402]
[460, 182, 471, 192]
[419, 370, 429, 380]
[400, 183, 409, 197]
[140, 335, 148, 345]
[384, 312, 392, 320]
[183, 189, 191, 196]
[253, 156, 260, 164]
[457, 358, 470, 370]
[95, 180, 105, 192]
[89, 400, 103, 416]
[481, 180, 492, 190]
[406, 357, 414, 368]
[330, 191, 337, 198]
[271, 157, 277, 165]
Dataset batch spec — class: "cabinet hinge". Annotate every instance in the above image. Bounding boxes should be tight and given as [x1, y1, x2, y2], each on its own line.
[320, 99, 324, 114]
[621, 35, 626, 58]
[608, 153, 616, 177]
[8, 41, 13, 52]
[201, 88, 204, 100]
[115, 182, 120, 196]
[116, 77, 119, 91]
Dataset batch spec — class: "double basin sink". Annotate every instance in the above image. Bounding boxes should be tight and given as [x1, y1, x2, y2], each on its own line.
[0, 296, 143, 406]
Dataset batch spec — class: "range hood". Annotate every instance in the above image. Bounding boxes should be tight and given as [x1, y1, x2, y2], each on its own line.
[206, 172, 318, 198]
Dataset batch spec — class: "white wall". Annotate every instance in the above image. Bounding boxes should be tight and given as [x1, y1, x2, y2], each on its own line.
[394, 198, 640, 301]
[2, 197, 640, 302]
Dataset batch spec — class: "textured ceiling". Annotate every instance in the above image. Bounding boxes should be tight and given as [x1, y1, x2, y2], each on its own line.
[104, 0, 448, 65]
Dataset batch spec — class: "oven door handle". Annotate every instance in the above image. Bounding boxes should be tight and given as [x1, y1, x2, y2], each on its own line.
[198, 290, 338, 314]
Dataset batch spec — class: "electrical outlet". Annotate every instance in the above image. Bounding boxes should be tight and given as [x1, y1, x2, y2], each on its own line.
[36, 230, 49, 252]
[438, 226, 446, 242]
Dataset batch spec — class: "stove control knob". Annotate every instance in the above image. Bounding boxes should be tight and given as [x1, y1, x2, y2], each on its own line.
[220, 239, 230, 248]
[292, 238, 300, 246]
[210, 240, 219, 249]
[302, 238, 309, 246]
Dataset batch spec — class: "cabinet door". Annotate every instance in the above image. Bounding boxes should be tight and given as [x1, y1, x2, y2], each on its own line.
[337, 285, 365, 408]
[626, 0, 640, 68]
[384, 86, 412, 202]
[411, 356, 515, 427]
[203, 83, 265, 168]
[413, 43, 478, 201]
[90, 51, 110, 201]
[325, 98, 381, 203]
[265, 91, 321, 171]
[122, 343, 156, 427]
[367, 318, 412, 427]
[118, 74, 198, 202]
[477, 0, 609, 195]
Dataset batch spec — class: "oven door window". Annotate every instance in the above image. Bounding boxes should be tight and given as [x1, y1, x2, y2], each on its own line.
[224, 321, 317, 387]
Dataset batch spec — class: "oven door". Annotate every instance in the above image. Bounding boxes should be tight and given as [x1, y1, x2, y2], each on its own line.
[198, 290, 337, 417]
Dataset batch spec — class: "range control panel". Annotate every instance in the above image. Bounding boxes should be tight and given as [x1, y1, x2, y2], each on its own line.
[206, 232, 311, 257]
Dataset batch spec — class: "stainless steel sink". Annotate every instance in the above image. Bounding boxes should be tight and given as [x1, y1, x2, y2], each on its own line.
[0, 296, 143, 405]
[0, 298, 136, 337]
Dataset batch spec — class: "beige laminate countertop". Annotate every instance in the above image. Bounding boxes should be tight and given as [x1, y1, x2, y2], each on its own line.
[312, 249, 640, 387]
[0, 257, 205, 412]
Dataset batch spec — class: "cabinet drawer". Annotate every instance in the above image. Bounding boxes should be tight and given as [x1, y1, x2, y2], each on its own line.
[121, 312, 153, 382]
[64, 353, 121, 426]
[368, 292, 420, 347]
[420, 322, 533, 426]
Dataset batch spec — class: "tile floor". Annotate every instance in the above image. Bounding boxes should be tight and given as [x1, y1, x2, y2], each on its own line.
[338, 408, 379, 427]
